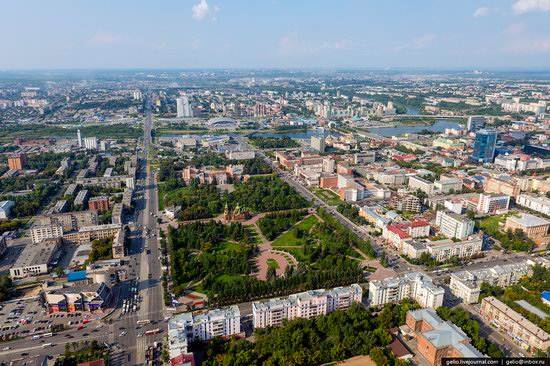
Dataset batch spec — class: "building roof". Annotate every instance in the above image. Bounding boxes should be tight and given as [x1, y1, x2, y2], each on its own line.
[507, 213, 550, 228]
[542, 291, 550, 302]
[68, 270, 88, 282]
[12, 238, 60, 269]
[409, 308, 485, 358]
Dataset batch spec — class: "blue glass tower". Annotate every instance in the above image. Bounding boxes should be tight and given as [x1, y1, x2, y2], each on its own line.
[470, 129, 497, 163]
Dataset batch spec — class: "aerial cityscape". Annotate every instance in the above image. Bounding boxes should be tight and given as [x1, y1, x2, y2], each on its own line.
[1, 1, 550, 366]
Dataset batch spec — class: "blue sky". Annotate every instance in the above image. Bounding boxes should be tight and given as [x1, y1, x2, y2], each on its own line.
[1, 0, 550, 69]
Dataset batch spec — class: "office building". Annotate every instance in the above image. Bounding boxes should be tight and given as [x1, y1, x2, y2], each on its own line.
[480, 297, 550, 351]
[83, 137, 98, 150]
[477, 193, 510, 214]
[88, 196, 109, 213]
[310, 136, 326, 153]
[10, 238, 61, 278]
[434, 210, 474, 240]
[0, 200, 14, 219]
[112, 229, 125, 258]
[62, 223, 121, 245]
[7, 153, 27, 170]
[505, 213, 550, 241]
[30, 224, 63, 244]
[176, 95, 193, 118]
[253, 284, 362, 329]
[406, 309, 486, 366]
[44, 282, 112, 313]
[466, 116, 486, 132]
[368, 273, 444, 309]
[408, 176, 434, 195]
[470, 129, 497, 163]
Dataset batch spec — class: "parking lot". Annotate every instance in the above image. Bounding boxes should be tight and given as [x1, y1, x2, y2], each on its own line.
[0, 297, 98, 343]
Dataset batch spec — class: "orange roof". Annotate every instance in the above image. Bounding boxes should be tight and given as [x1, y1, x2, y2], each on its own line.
[387, 226, 411, 239]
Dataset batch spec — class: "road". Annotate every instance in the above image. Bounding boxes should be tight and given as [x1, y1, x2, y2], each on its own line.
[1, 101, 165, 365]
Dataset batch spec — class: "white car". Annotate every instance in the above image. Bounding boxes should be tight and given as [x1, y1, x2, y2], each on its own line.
[119, 331, 127, 337]
[3, 346, 10, 351]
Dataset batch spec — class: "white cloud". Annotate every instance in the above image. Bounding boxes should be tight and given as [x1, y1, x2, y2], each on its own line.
[504, 37, 550, 53]
[192, 0, 219, 20]
[473, 7, 490, 17]
[513, 0, 550, 13]
[396, 34, 436, 51]
[88, 31, 124, 45]
[503, 23, 527, 35]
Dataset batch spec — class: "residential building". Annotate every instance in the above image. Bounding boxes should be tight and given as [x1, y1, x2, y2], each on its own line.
[168, 306, 240, 344]
[112, 229, 125, 259]
[470, 129, 497, 163]
[310, 136, 326, 152]
[253, 284, 362, 329]
[83, 137, 98, 150]
[434, 210, 474, 240]
[30, 224, 63, 244]
[382, 220, 431, 251]
[402, 236, 483, 262]
[390, 194, 421, 213]
[10, 238, 61, 278]
[477, 193, 510, 214]
[74, 190, 90, 208]
[111, 203, 124, 225]
[484, 177, 520, 197]
[63, 224, 121, 245]
[408, 176, 434, 195]
[517, 194, 550, 216]
[7, 153, 27, 170]
[449, 259, 547, 304]
[88, 196, 109, 213]
[34, 211, 98, 232]
[368, 273, 444, 309]
[505, 213, 550, 241]
[0, 200, 14, 219]
[480, 296, 550, 351]
[176, 95, 193, 118]
[225, 149, 255, 160]
[433, 176, 462, 194]
[64, 184, 78, 197]
[432, 138, 465, 150]
[406, 309, 486, 366]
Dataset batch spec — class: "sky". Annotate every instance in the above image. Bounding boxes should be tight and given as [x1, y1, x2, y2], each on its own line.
[1, 0, 550, 70]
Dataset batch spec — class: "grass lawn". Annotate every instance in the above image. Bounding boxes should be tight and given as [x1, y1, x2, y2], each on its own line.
[271, 215, 318, 247]
[157, 182, 166, 211]
[216, 241, 243, 253]
[266, 258, 280, 269]
[216, 274, 244, 283]
[278, 247, 309, 263]
[312, 188, 341, 205]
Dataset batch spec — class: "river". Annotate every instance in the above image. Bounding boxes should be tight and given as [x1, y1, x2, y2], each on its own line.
[367, 120, 462, 137]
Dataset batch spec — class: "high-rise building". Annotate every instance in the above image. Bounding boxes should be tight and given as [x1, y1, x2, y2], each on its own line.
[435, 210, 475, 240]
[77, 129, 82, 147]
[83, 137, 98, 150]
[470, 129, 497, 163]
[310, 136, 326, 152]
[466, 116, 486, 132]
[176, 95, 193, 118]
[7, 153, 27, 170]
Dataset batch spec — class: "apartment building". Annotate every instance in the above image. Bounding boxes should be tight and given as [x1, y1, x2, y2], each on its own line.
[505, 213, 550, 241]
[408, 176, 434, 195]
[406, 309, 485, 366]
[484, 177, 520, 198]
[253, 284, 362, 329]
[62, 224, 122, 245]
[30, 224, 64, 244]
[390, 194, 421, 213]
[10, 238, 61, 278]
[35, 211, 98, 232]
[368, 272, 444, 309]
[402, 236, 483, 262]
[111, 203, 124, 225]
[0, 200, 14, 219]
[480, 297, 550, 351]
[449, 259, 547, 304]
[517, 194, 550, 216]
[112, 229, 125, 259]
[88, 196, 109, 213]
[74, 190, 90, 208]
[382, 220, 431, 251]
[434, 210, 474, 240]
[169, 306, 241, 344]
[433, 177, 462, 194]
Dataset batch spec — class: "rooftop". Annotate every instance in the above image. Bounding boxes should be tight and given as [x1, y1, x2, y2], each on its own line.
[506, 213, 550, 228]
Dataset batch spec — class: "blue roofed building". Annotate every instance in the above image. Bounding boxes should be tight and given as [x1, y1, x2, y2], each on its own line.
[542, 291, 550, 306]
[67, 270, 87, 282]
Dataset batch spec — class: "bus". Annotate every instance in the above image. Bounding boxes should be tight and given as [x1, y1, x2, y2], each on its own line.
[137, 319, 151, 326]
[42, 343, 53, 348]
[43, 332, 53, 338]
[144, 328, 161, 336]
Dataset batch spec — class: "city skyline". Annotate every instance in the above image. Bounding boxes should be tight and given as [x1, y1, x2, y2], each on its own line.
[1, 0, 550, 70]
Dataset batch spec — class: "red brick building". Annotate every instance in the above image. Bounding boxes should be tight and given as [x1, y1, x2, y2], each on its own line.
[88, 196, 109, 213]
